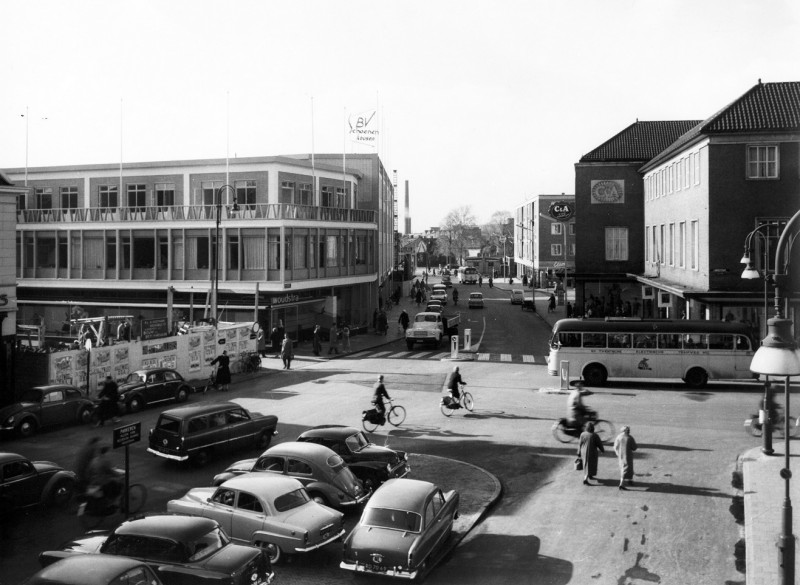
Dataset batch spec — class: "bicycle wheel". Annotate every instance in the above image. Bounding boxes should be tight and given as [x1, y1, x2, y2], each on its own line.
[593, 420, 615, 444]
[362, 417, 379, 433]
[388, 405, 406, 427]
[462, 392, 474, 412]
[551, 420, 574, 443]
[125, 484, 147, 515]
[440, 399, 454, 417]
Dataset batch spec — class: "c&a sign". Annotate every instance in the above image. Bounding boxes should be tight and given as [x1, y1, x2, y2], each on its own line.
[548, 201, 575, 222]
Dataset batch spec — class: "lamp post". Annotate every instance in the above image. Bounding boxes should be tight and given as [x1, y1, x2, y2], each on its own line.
[211, 185, 238, 328]
[748, 208, 800, 585]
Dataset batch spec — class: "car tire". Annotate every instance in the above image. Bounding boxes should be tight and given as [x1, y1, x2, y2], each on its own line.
[175, 387, 189, 403]
[16, 418, 38, 438]
[128, 396, 143, 413]
[256, 430, 273, 450]
[48, 477, 75, 508]
[258, 541, 283, 564]
[191, 450, 210, 467]
[78, 406, 93, 425]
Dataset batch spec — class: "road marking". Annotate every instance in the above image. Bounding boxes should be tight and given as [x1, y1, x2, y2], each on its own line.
[430, 352, 451, 359]
[500, 354, 512, 362]
[371, 351, 393, 357]
[477, 353, 491, 361]
[394, 351, 412, 358]
[522, 354, 536, 363]
[408, 352, 429, 359]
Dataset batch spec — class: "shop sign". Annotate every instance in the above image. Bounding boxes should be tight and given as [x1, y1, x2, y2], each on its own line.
[548, 201, 575, 222]
[270, 293, 300, 306]
[590, 179, 625, 204]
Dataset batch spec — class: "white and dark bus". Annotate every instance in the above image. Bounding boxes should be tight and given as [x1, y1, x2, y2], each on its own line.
[457, 266, 479, 284]
[547, 318, 757, 388]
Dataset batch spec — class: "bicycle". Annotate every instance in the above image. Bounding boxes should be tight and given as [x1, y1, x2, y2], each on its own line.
[238, 351, 261, 374]
[202, 371, 218, 394]
[78, 481, 148, 529]
[440, 384, 474, 417]
[552, 411, 615, 445]
[362, 399, 406, 432]
[745, 410, 798, 438]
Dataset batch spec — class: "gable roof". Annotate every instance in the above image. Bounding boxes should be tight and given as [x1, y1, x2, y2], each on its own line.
[643, 80, 800, 170]
[579, 120, 701, 163]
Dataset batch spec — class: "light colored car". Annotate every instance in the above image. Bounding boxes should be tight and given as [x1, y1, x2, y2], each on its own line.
[24, 555, 165, 585]
[510, 289, 524, 304]
[468, 292, 484, 308]
[341, 478, 459, 580]
[430, 284, 448, 305]
[168, 473, 345, 564]
[441, 274, 452, 287]
[425, 302, 443, 314]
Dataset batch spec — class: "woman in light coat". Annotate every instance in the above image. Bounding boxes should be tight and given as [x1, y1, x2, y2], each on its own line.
[613, 425, 638, 490]
[578, 422, 604, 485]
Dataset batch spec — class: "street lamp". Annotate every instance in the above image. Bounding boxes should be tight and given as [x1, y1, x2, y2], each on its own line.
[211, 185, 238, 328]
[748, 208, 800, 585]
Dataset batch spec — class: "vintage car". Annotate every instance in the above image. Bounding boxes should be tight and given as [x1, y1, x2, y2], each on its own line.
[341, 478, 460, 580]
[147, 402, 278, 467]
[0, 385, 94, 437]
[167, 473, 345, 564]
[430, 284, 448, 305]
[0, 452, 76, 510]
[440, 274, 452, 287]
[212, 441, 369, 510]
[39, 514, 274, 585]
[23, 555, 165, 585]
[118, 368, 194, 413]
[296, 425, 409, 490]
[468, 292, 484, 308]
[510, 289, 525, 305]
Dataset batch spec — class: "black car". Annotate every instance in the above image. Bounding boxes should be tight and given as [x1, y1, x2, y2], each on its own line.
[0, 385, 94, 437]
[39, 514, 274, 585]
[118, 368, 193, 413]
[296, 425, 409, 490]
[0, 452, 76, 510]
[23, 555, 165, 585]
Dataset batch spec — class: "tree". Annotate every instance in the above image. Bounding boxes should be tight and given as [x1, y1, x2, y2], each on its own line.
[440, 206, 476, 265]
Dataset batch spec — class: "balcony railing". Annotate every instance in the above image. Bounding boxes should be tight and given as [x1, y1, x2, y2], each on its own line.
[17, 204, 376, 224]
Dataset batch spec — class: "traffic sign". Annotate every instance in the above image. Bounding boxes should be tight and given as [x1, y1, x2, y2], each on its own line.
[113, 421, 141, 449]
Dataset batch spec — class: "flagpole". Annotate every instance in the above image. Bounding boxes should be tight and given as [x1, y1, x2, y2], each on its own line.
[311, 96, 316, 205]
[120, 98, 123, 200]
[24, 106, 29, 186]
[226, 91, 230, 190]
[342, 107, 347, 196]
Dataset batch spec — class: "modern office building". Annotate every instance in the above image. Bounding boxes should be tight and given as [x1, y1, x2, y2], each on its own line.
[6, 152, 395, 345]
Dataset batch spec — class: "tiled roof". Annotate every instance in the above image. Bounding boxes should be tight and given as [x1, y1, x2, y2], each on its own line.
[579, 120, 701, 163]
[644, 81, 800, 169]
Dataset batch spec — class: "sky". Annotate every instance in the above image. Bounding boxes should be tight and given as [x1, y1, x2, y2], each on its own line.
[1, 0, 798, 231]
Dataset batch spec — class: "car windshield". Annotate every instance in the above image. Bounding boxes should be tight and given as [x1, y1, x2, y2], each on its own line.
[416, 315, 438, 323]
[471, 294, 482, 299]
[19, 389, 42, 402]
[126, 373, 146, 384]
[345, 431, 370, 452]
[274, 488, 310, 512]
[363, 507, 422, 533]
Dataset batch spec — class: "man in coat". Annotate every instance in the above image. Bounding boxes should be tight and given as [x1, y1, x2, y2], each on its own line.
[270, 327, 282, 357]
[578, 422, 604, 485]
[210, 350, 232, 391]
[613, 425, 638, 490]
[280, 333, 294, 370]
[398, 310, 410, 332]
[312, 324, 322, 356]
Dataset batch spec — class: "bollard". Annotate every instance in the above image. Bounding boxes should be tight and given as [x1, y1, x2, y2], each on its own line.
[560, 360, 570, 390]
[450, 335, 459, 359]
[464, 329, 471, 350]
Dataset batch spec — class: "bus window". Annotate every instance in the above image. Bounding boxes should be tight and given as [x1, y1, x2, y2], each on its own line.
[708, 334, 734, 350]
[684, 334, 707, 349]
[657, 334, 681, 349]
[583, 333, 606, 348]
[634, 334, 656, 348]
[608, 334, 631, 348]
[735, 335, 752, 350]
[558, 333, 581, 347]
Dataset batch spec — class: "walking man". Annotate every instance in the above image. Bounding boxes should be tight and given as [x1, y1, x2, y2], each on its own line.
[613, 425, 638, 490]
[398, 309, 410, 333]
[312, 324, 322, 356]
[280, 333, 294, 370]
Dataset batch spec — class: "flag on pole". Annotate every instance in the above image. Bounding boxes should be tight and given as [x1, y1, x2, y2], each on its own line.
[347, 109, 379, 147]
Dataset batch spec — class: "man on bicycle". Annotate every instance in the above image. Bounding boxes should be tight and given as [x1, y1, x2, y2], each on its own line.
[567, 382, 590, 429]
[444, 366, 465, 408]
[372, 375, 391, 418]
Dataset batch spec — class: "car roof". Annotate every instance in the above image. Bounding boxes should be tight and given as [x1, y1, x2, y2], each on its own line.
[0, 452, 25, 464]
[27, 555, 155, 585]
[470, 292, 483, 297]
[116, 514, 219, 540]
[221, 473, 304, 494]
[265, 441, 337, 458]
[157, 402, 242, 418]
[130, 368, 179, 375]
[368, 478, 435, 511]
[512, 289, 523, 293]
[29, 385, 79, 392]
[299, 426, 360, 440]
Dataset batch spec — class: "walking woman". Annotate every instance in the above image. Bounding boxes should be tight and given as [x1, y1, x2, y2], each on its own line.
[613, 425, 638, 490]
[578, 422, 604, 485]
[210, 350, 231, 391]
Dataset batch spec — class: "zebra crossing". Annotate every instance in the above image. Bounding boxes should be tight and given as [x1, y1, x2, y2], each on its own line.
[352, 349, 541, 364]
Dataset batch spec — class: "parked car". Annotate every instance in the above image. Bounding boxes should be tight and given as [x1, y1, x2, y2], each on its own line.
[23, 555, 165, 585]
[510, 289, 524, 305]
[212, 442, 369, 510]
[425, 302, 443, 314]
[168, 473, 345, 564]
[468, 292, 484, 308]
[340, 478, 459, 580]
[0, 452, 76, 510]
[441, 274, 452, 287]
[39, 514, 274, 585]
[118, 368, 194, 413]
[296, 425, 410, 490]
[0, 385, 94, 437]
[147, 402, 278, 467]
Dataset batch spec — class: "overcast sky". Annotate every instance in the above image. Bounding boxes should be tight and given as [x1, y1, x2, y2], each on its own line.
[2, 0, 798, 230]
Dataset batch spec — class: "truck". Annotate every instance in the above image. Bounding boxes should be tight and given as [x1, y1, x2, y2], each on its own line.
[405, 311, 460, 350]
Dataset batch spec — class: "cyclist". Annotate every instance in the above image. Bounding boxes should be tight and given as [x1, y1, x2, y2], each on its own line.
[567, 382, 591, 430]
[372, 375, 391, 420]
[86, 445, 124, 511]
[444, 366, 466, 408]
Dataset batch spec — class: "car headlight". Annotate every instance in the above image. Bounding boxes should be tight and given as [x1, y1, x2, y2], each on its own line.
[5, 415, 13, 425]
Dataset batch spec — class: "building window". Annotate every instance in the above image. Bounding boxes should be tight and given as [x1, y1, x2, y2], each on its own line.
[17, 192, 26, 211]
[235, 180, 256, 208]
[668, 223, 675, 266]
[569, 223, 575, 235]
[99, 186, 118, 210]
[106, 236, 117, 269]
[551, 243, 562, 256]
[298, 183, 312, 206]
[326, 235, 338, 266]
[187, 236, 209, 270]
[60, 187, 78, 209]
[551, 223, 562, 236]
[679, 222, 686, 268]
[35, 188, 53, 210]
[293, 235, 307, 268]
[243, 236, 264, 269]
[693, 153, 700, 185]
[690, 220, 699, 270]
[747, 145, 778, 179]
[321, 186, 333, 207]
[121, 235, 131, 269]
[604, 227, 628, 261]
[335, 187, 347, 208]
[127, 184, 146, 211]
[172, 235, 183, 270]
[58, 234, 69, 268]
[356, 235, 366, 265]
[83, 237, 103, 269]
[659, 225, 665, 265]
[228, 234, 239, 270]
[158, 236, 169, 269]
[268, 233, 281, 270]
[281, 181, 295, 204]
[155, 183, 175, 208]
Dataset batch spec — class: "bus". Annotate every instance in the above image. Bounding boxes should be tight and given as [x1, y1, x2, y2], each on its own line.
[458, 266, 479, 284]
[546, 318, 757, 388]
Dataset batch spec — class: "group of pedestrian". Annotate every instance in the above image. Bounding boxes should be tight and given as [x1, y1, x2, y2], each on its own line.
[578, 423, 638, 490]
[327, 322, 352, 354]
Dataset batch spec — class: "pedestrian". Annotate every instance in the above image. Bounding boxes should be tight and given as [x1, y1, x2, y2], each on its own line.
[209, 350, 231, 391]
[377, 310, 388, 336]
[95, 375, 120, 427]
[415, 289, 422, 307]
[578, 422, 604, 485]
[312, 324, 322, 356]
[613, 425, 638, 490]
[74, 436, 100, 495]
[373, 309, 379, 332]
[522, 274, 528, 287]
[566, 302, 573, 318]
[270, 327, 282, 357]
[280, 333, 294, 370]
[398, 309, 410, 332]
[548, 293, 556, 313]
[342, 323, 351, 352]
[328, 324, 340, 354]
[256, 326, 266, 358]
[478, 275, 483, 288]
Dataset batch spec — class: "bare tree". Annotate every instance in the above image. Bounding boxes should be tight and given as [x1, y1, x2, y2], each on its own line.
[440, 206, 476, 265]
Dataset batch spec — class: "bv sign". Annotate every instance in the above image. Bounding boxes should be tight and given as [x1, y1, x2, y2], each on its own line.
[548, 201, 575, 222]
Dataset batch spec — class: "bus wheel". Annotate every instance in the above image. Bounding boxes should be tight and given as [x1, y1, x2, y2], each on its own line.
[684, 368, 708, 389]
[583, 365, 607, 387]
